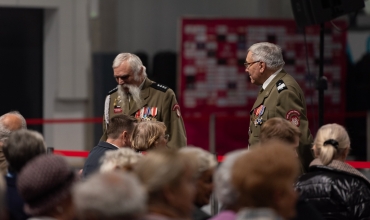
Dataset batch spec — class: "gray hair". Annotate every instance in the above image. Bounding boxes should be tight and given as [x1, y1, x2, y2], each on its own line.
[248, 42, 285, 69]
[0, 111, 27, 142]
[214, 149, 247, 208]
[3, 129, 46, 173]
[179, 146, 217, 178]
[112, 53, 147, 79]
[100, 148, 143, 172]
[314, 123, 350, 165]
[73, 171, 146, 219]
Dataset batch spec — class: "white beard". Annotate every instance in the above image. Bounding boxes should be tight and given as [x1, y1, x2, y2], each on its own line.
[117, 84, 142, 109]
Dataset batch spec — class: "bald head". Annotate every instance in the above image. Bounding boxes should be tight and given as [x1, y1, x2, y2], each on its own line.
[0, 111, 27, 142]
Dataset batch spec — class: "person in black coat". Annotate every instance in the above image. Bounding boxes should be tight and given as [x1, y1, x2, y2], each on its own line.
[295, 123, 370, 220]
[82, 115, 137, 178]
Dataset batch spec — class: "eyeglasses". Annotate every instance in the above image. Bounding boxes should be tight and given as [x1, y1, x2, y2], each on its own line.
[244, 61, 260, 68]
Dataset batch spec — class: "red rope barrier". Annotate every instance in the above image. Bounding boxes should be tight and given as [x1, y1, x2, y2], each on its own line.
[54, 150, 370, 169]
[26, 118, 103, 125]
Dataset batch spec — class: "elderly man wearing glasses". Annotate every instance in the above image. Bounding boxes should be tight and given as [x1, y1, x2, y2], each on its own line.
[246, 42, 313, 172]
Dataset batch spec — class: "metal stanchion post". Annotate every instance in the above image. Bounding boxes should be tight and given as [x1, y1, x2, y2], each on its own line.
[47, 147, 54, 154]
[367, 111, 370, 161]
[209, 114, 219, 216]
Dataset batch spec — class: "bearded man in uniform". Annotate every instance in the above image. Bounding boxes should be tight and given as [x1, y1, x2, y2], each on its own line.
[101, 53, 186, 149]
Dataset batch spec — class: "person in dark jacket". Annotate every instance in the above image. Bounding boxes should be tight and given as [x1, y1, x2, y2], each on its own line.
[295, 123, 370, 220]
[82, 114, 137, 178]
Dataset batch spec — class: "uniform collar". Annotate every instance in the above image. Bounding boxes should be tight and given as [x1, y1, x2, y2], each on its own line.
[262, 68, 282, 90]
[139, 77, 146, 90]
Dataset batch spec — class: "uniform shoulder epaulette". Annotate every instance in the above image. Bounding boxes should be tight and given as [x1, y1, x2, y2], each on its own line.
[276, 80, 287, 93]
[150, 83, 169, 92]
[108, 87, 118, 95]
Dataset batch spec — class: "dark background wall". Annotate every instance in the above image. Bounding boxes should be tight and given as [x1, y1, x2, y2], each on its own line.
[0, 7, 43, 132]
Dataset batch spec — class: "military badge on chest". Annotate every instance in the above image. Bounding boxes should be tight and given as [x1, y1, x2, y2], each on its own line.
[135, 107, 158, 121]
[253, 105, 266, 126]
[113, 96, 122, 113]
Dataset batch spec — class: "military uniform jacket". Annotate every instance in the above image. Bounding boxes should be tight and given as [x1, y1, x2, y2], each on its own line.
[248, 70, 313, 171]
[101, 78, 187, 149]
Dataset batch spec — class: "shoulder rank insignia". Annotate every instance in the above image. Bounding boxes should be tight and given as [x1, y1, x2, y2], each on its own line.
[150, 83, 169, 92]
[276, 80, 287, 93]
[108, 87, 118, 95]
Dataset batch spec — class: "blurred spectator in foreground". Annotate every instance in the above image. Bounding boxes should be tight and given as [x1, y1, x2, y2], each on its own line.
[233, 144, 299, 220]
[99, 147, 142, 172]
[259, 117, 324, 220]
[3, 130, 46, 220]
[259, 117, 301, 154]
[135, 149, 196, 220]
[0, 176, 7, 220]
[296, 123, 370, 219]
[0, 111, 27, 174]
[73, 171, 146, 220]
[131, 121, 169, 152]
[83, 114, 137, 178]
[17, 154, 77, 220]
[179, 146, 217, 220]
[210, 149, 248, 220]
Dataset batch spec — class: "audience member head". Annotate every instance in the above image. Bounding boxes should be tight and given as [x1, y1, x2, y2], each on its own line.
[0, 111, 27, 144]
[17, 154, 77, 219]
[312, 123, 350, 165]
[3, 129, 46, 173]
[73, 171, 146, 220]
[130, 121, 168, 151]
[260, 117, 301, 155]
[134, 149, 196, 219]
[179, 146, 217, 207]
[214, 149, 248, 211]
[232, 144, 299, 220]
[100, 148, 142, 172]
[106, 115, 137, 148]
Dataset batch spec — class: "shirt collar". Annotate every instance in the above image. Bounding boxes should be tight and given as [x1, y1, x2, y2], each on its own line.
[110, 143, 120, 149]
[262, 68, 282, 90]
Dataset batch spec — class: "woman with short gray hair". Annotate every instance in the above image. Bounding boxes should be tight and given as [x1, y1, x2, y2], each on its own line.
[210, 149, 248, 220]
[179, 146, 218, 220]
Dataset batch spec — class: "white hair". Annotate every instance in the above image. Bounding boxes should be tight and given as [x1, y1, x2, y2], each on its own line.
[100, 148, 142, 172]
[179, 146, 217, 178]
[248, 42, 285, 69]
[214, 149, 248, 208]
[112, 53, 147, 79]
[73, 171, 146, 219]
[0, 111, 27, 142]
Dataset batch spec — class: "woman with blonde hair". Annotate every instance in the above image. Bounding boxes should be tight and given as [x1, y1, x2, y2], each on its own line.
[296, 123, 370, 220]
[130, 121, 169, 152]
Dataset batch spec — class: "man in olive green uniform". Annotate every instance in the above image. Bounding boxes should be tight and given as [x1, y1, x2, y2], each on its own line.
[246, 42, 313, 172]
[101, 53, 187, 149]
